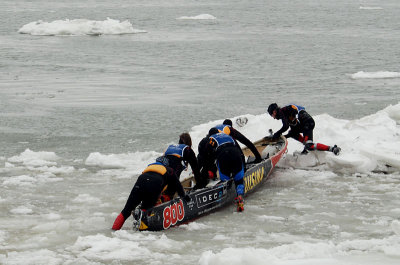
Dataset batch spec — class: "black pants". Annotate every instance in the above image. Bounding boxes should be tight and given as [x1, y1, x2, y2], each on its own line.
[121, 172, 164, 219]
[217, 145, 243, 176]
[216, 145, 245, 194]
[287, 111, 315, 142]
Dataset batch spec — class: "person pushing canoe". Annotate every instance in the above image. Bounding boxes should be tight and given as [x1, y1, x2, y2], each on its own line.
[267, 103, 340, 155]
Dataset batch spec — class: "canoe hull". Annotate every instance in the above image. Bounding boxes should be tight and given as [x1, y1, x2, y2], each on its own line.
[137, 136, 287, 231]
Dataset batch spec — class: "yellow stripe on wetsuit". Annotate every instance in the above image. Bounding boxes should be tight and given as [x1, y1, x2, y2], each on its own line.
[142, 164, 169, 193]
[142, 164, 167, 175]
[217, 125, 231, 135]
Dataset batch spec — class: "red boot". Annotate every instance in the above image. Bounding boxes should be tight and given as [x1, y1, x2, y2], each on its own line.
[235, 195, 244, 212]
[112, 213, 125, 230]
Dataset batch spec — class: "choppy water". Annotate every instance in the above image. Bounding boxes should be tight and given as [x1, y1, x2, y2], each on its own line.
[1, 0, 400, 264]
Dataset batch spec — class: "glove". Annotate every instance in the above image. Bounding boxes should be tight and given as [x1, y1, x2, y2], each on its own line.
[272, 133, 280, 140]
[183, 194, 191, 202]
[160, 194, 171, 203]
[264, 135, 273, 140]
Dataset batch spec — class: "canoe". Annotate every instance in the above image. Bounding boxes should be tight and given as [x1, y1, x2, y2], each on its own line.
[133, 135, 288, 231]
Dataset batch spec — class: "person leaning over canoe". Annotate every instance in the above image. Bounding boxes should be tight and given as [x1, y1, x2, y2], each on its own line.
[214, 119, 262, 163]
[112, 133, 202, 230]
[202, 128, 246, 212]
[111, 157, 190, 230]
[197, 119, 262, 181]
[161, 132, 207, 197]
[267, 103, 340, 155]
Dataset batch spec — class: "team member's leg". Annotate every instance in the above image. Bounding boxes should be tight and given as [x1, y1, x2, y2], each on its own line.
[217, 147, 243, 176]
[233, 167, 245, 212]
[302, 120, 340, 155]
[112, 172, 164, 230]
[286, 124, 303, 143]
[217, 146, 245, 212]
[112, 175, 146, 230]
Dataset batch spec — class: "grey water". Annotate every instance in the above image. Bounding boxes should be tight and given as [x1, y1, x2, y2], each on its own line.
[1, 0, 400, 264]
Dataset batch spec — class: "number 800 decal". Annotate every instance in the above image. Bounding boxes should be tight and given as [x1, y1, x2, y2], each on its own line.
[163, 199, 185, 229]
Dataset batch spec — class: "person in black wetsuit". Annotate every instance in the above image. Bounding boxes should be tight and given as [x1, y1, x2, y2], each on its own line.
[112, 133, 202, 230]
[161, 132, 207, 195]
[200, 128, 246, 212]
[111, 162, 188, 230]
[214, 119, 262, 163]
[197, 119, 262, 181]
[267, 103, 341, 155]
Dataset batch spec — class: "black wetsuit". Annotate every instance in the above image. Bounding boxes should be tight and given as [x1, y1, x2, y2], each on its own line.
[198, 124, 261, 178]
[204, 133, 245, 195]
[273, 105, 315, 142]
[162, 145, 207, 191]
[198, 134, 245, 177]
[197, 136, 217, 180]
[120, 167, 185, 220]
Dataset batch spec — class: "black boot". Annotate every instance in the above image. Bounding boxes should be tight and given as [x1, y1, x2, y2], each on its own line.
[330, 145, 341, 155]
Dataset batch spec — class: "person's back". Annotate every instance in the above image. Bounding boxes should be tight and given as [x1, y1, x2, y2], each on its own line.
[164, 143, 189, 177]
[212, 119, 262, 163]
[208, 131, 236, 156]
[165, 132, 207, 190]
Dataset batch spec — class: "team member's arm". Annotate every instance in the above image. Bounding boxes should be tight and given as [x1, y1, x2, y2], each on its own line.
[165, 168, 186, 198]
[184, 147, 208, 188]
[230, 127, 262, 161]
[273, 113, 290, 139]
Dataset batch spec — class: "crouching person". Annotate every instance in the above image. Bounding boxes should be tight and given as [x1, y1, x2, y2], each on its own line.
[112, 160, 189, 230]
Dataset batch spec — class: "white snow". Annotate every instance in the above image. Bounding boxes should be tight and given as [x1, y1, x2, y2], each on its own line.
[351, 71, 400, 79]
[177, 14, 217, 20]
[191, 103, 400, 174]
[18, 18, 147, 36]
[8, 149, 59, 167]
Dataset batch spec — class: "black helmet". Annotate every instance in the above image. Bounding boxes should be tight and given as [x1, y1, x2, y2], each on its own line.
[223, 119, 233, 126]
[208, 127, 219, 136]
[267, 103, 278, 115]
